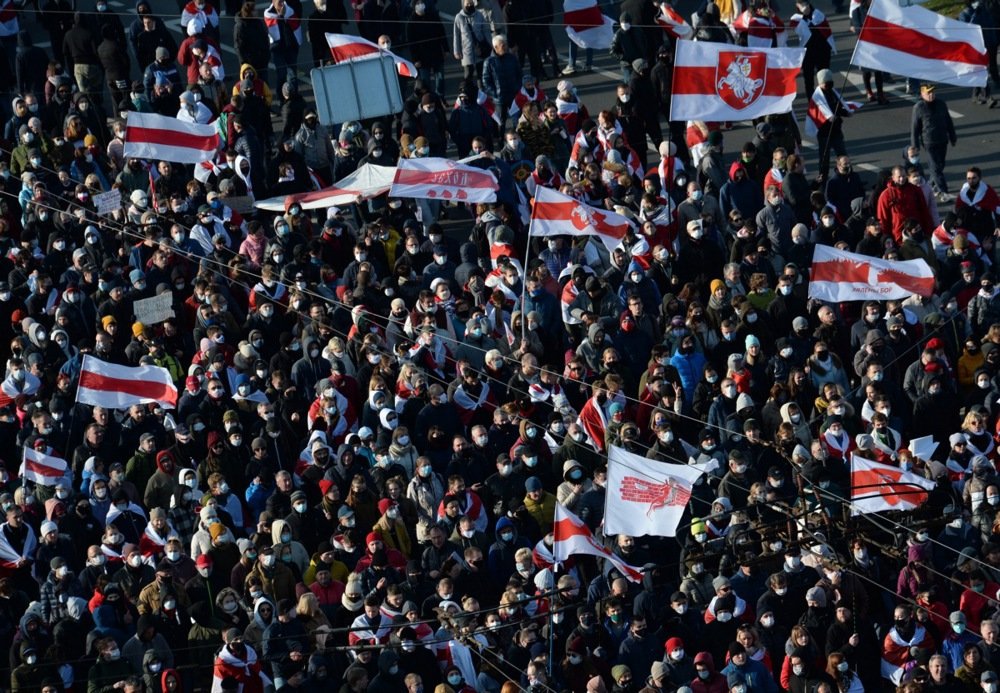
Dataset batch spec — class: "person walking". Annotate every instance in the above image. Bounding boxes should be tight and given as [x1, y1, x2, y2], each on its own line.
[911, 83, 958, 203]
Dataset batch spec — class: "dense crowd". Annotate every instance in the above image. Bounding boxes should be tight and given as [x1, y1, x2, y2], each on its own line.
[0, 0, 1000, 691]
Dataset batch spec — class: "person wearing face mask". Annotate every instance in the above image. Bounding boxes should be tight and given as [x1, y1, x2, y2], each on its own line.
[882, 604, 937, 685]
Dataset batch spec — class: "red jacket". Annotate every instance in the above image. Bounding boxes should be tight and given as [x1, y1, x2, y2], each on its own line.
[877, 182, 933, 244]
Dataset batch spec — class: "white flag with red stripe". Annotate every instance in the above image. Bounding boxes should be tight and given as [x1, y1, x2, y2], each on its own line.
[77, 355, 178, 410]
[563, 0, 615, 49]
[530, 186, 634, 252]
[123, 112, 220, 164]
[19, 448, 68, 487]
[0, 523, 35, 569]
[553, 503, 644, 582]
[808, 244, 935, 302]
[804, 86, 862, 138]
[656, 3, 692, 39]
[389, 158, 498, 202]
[325, 33, 417, 77]
[851, 455, 936, 515]
[850, 0, 988, 88]
[790, 8, 835, 51]
[670, 40, 804, 122]
[605, 446, 705, 537]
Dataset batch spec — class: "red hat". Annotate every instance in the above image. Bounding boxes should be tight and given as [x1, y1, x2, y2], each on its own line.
[186, 376, 199, 390]
[926, 337, 944, 350]
[318, 479, 335, 496]
[207, 430, 222, 449]
[377, 498, 396, 515]
[10, 309, 24, 324]
[665, 637, 684, 652]
[366, 531, 382, 545]
[195, 554, 213, 567]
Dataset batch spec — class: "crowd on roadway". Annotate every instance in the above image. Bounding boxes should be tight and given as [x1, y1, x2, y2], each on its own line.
[1, 0, 1000, 691]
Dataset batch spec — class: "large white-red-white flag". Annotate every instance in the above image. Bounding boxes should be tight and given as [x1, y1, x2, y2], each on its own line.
[563, 0, 615, 49]
[605, 446, 705, 537]
[19, 448, 68, 487]
[325, 33, 417, 78]
[77, 355, 178, 410]
[530, 186, 633, 252]
[123, 112, 220, 164]
[670, 40, 804, 122]
[808, 244, 934, 301]
[851, 455, 936, 515]
[851, 0, 988, 88]
[389, 158, 498, 202]
[804, 86, 862, 138]
[553, 503, 644, 582]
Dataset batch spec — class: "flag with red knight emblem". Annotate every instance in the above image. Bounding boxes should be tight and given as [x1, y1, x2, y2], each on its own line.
[553, 503, 644, 582]
[670, 40, 804, 122]
[605, 446, 706, 537]
[530, 186, 634, 251]
[851, 455, 936, 515]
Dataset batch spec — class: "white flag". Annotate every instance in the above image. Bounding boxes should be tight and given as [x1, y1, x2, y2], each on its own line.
[605, 445, 704, 537]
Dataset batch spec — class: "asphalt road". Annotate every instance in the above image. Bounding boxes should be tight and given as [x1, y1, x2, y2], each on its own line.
[19, 0, 1000, 194]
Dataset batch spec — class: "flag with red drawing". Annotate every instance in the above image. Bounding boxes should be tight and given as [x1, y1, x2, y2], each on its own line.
[604, 445, 706, 537]
[77, 355, 178, 410]
[790, 8, 835, 50]
[804, 85, 862, 137]
[851, 454, 936, 515]
[851, 0, 988, 87]
[670, 40, 805, 122]
[553, 503, 644, 582]
[19, 448, 68, 487]
[388, 158, 498, 202]
[808, 244, 935, 301]
[123, 112, 220, 164]
[656, 2, 692, 39]
[530, 186, 634, 252]
[325, 33, 417, 77]
[563, 0, 615, 49]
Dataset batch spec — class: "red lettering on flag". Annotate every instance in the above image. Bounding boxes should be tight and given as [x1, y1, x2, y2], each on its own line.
[618, 476, 692, 516]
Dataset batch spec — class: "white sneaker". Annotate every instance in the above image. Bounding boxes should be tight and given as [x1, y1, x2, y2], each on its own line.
[561, 65, 576, 75]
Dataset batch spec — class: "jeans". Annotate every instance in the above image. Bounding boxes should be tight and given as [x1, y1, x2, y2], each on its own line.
[568, 43, 593, 69]
[926, 141, 949, 193]
[418, 65, 445, 97]
[270, 43, 299, 93]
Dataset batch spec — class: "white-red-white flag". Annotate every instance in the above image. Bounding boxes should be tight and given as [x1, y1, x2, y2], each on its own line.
[670, 40, 804, 122]
[656, 3, 692, 39]
[77, 355, 178, 410]
[790, 9, 835, 50]
[605, 446, 705, 537]
[563, 0, 615, 49]
[553, 503, 644, 582]
[804, 86, 862, 138]
[389, 158, 498, 203]
[254, 163, 395, 212]
[530, 186, 633, 252]
[123, 112, 220, 164]
[851, 0, 988, 88]
[325, 33, 417, 77]
[851, 455, 936, 515]
[808, 244, 935, 301]
[19, 448, 68, 487]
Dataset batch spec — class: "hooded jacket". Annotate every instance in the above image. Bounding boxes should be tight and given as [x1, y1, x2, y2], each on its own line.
[368, 650, 404, 693]
[690, 652, 727, 693]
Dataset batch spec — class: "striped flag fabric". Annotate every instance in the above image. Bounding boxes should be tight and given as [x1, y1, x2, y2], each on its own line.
[530, 186, 633, 251]
[0, 523, 35, 569]
[850, 0, 988, 88]
[325, 33, 417, 77]
[77, 355, 178, 410]
[670, 40, 804, 122]
[124, 112, 220, 164]
[805, 86, 862, 137]
[563, 0, 615, 50]
[790, 8, 835, 50]
[389, 158, 498, 202]
[553, 503, 644, 582]
[19, 448, 68, 487]
[808, 244, 935, 301]
[656, 2, 693, 39]
[851, 455, 936, 515]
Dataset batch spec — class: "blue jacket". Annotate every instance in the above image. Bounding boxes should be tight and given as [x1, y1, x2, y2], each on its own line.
[671, 349, 707, 406]
[482, 52, 521, 109]
[720, 657, 779, 693]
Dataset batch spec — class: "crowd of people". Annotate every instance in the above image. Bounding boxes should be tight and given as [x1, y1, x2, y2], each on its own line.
[0, 0, 999, 691]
